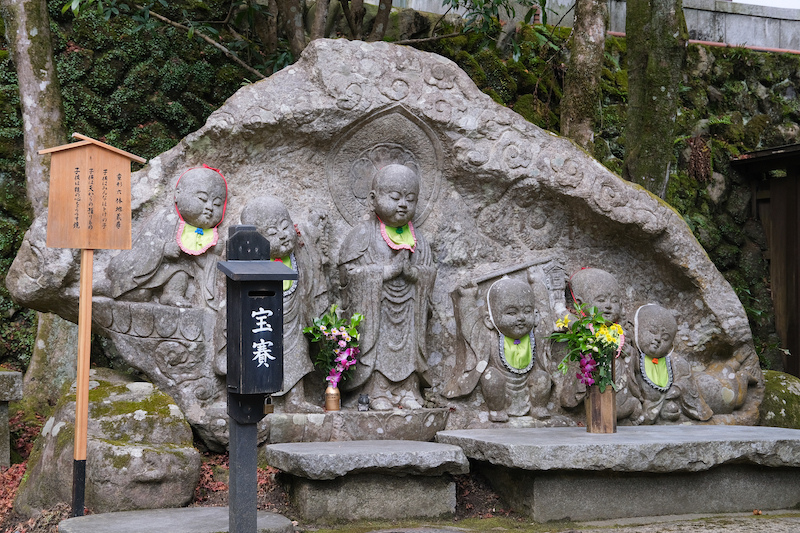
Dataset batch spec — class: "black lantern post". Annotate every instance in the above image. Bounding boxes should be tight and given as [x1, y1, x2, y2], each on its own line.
[217, 225, 297, 533]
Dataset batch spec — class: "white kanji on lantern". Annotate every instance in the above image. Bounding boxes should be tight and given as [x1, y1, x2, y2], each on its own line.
[251, 307, 274, 333]
[252, 339, 275, 368]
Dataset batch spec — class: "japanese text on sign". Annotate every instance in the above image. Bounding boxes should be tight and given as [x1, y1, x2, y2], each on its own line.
[251, 308, 276, 368]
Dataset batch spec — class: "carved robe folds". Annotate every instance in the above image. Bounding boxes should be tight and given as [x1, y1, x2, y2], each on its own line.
[338, 217, 436, 391]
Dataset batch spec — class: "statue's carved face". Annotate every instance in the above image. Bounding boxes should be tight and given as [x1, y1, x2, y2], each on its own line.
[637, 306, 677, 358]
[239, 196, 297, 259]
[490, 281, 536, 340]
[640, 324, 675, 358]
[261, 214, 297, 260]
[370, 164, 419, 227]
[571, 269, 622, 323]
[175, 169, 226, 228]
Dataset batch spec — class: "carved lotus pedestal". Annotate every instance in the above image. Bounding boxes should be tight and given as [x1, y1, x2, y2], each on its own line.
[585, 385, 617, 433]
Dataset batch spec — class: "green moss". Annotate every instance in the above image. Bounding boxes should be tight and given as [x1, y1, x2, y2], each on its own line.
[759, 370, 800, 429]
[743, 114, 769, 150]
[454, 51, 486, 89]
[474, 49, 516, 104]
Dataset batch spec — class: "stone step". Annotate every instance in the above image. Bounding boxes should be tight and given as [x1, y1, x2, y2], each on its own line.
[263, 440, 469, 521]
[436, 425, 800, 522]
[58, 507, 293, 533]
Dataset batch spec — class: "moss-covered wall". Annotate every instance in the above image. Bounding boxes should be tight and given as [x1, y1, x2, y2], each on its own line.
[0, 1, 250, 371]
[2, 10, 798, 372]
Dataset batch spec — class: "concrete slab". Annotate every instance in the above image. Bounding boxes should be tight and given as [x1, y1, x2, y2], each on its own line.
[264, 440, 469, 479]
[264, 440, 468, 521]
[58, 507, 293, 533]
[436, 426, 800, 522]
[436, 425, 800, 472]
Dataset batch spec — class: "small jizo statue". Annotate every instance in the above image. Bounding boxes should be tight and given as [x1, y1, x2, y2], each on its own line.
[445, 277, 550, 421]
[240, 196, 326, 413]
[108, 165, 227, 307]
[560, 268, 642, 421]
[631, 304, 712, 423]
[338, 163, 436, 411]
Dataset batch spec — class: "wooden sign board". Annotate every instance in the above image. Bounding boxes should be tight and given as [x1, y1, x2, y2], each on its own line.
[40, 133, 145, 250]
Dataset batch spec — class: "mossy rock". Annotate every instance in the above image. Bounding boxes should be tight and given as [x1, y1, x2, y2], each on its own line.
[759, 370, 800, 429]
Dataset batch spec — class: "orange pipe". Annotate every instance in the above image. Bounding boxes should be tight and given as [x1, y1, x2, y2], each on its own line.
[606, 30, 800, 55]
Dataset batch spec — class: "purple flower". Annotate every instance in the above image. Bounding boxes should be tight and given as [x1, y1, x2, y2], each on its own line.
[577, 372, 595, 387]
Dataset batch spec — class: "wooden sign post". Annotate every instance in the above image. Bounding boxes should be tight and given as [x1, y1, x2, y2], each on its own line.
[39, 133, 145, 517]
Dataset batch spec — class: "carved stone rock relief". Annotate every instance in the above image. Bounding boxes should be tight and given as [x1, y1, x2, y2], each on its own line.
[7, 39, 764, 447]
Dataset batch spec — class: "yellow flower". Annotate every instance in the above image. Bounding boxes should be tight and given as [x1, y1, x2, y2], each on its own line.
[555, 315, 571, 330]
[611, 323, 624, 335]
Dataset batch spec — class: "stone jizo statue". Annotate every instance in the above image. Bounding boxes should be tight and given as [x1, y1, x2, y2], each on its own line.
[338, 163, 436, 410]
[630, 304, 712, 423]
[445, 277, 551, 421]
[107, 166, 227, 307]
[240, 196, 327, 413]
[560, 268, 643, 421]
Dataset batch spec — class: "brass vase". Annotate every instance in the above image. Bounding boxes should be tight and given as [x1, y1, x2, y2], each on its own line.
[325, 385, 341, 411]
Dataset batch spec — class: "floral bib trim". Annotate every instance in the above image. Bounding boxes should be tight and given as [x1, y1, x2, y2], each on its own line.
[177, 220, 218, 255]
[274, 253, 297, 294]
[379, 218, 417, 252]
[498, 332, 536, 374]
[639, 353, 673, 392]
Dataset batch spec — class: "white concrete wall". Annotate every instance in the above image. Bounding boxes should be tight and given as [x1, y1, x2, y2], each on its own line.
[375, 0, 800, 51]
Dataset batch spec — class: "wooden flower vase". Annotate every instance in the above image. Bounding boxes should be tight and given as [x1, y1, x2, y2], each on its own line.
[585, 385, 617, 433]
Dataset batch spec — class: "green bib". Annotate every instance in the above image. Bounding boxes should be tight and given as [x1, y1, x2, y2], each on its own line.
[275, 255, 294, 292]
[644, 356, 670, 388]
[503, 334, 532, 370]
[385, 224, 416, 248]
[179, 222, 215, 254]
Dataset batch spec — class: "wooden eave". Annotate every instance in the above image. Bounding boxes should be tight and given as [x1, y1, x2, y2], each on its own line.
[731, 142, 800, 175]
[38, 132, 146, 164]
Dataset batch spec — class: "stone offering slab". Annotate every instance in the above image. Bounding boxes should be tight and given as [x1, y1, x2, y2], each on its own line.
[265, 440, 468, 520]
[437, 426, 800, 521]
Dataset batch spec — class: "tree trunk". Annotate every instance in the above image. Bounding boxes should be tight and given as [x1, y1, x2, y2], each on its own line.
[367, 0, 392, 42]
[1, 0, 67, 216]
[278, 0, 307, 59]
[310, 0, 330, 40]
[252, 0, 278, 54]
[2, 0, 78, 410]
[560, 0, 608, 155]
[623, 0, 687, 196]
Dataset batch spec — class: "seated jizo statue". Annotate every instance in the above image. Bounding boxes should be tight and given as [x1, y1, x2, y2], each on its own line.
[445, 277, 551, 421]
[562, 268, 643, 421]
[108, 165, 227, 307]
[630, 304, 712, 423]
[239, 196, 326, 413]
[338, 163, 436, 411]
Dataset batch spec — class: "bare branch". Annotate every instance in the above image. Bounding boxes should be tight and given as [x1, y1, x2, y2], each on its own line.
[133, 3, 266, 80]
[393, 32, 465, 45]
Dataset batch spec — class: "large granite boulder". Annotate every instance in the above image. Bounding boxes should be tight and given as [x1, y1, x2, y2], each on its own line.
[8, 39, 763, 448]
[14, 368, 200, 517]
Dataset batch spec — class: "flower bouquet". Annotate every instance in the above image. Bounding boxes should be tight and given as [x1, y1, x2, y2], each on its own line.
[303, 304, 364, 388]
[549, 304, 625, 393]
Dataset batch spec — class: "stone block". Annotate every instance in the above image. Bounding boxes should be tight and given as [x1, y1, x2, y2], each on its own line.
[266, 409, 450, 443]
[0, 369, 22, 468]
[58, 507, 293, 533]
[288, 473, 456, 521]
[437, 426, 800, 522]
[478, 463, 800, 522]
[264, 440, 468, 521]
[265, 440, 469, 479]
